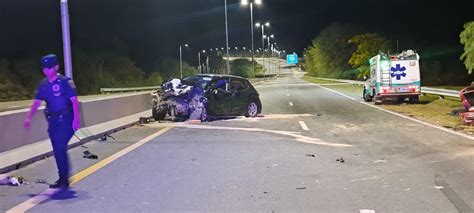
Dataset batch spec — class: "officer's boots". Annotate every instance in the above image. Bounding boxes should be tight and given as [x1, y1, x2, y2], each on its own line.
[49, 177, 70, 189]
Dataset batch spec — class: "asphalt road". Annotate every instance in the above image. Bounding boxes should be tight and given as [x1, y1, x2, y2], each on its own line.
[2, 60, 474, 212]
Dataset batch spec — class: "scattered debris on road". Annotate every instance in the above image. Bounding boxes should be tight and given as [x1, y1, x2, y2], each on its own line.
[97, 134, 115, 142]
[434, 185, 444, 189]
[139, 117, 152, 124]
[83, 151, 98, 159]
[305, 154, 316, 157]
[0, 176, 28, 186]
[359, 209, 376, 213]
[35, 179, 50, 185]
[296, 187, 306, 190]
[336, 157, 345, 163]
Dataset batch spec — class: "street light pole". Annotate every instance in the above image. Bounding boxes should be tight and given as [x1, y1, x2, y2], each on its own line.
[224, 0, 230, 75]
[198, 51, 201, 74]
[179, 44, 188, 79]
[179, 45, 183, 79]
[60, 0, 73, 79]
[250, 2, 255, 78]
[242, 0, 261, 78]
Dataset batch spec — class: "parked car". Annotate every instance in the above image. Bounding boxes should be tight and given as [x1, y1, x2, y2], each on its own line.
[151, 74, 262, 121]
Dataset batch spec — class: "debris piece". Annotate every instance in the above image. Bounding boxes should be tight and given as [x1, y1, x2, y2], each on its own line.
[139, 117, 151, 124]
[305, 154, 316, 158]
[359, 209, 376, 213]
[336, 157, 345, 163]
[9, 177, 20, 186]
[188, 119, 201, 124]
[263, 191, 268, 194]
[296, 187, 306, 190]
[434, 186, 444, 189]
[81, 145, 89, 148]
[3, 176, 27, 186]
[98, 134, 115, 141]
[83, 151, 98, 159]
[35, 179, 49, 185]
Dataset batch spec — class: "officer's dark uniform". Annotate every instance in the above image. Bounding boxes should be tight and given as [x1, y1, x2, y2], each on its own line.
[35, 68, 77, 187]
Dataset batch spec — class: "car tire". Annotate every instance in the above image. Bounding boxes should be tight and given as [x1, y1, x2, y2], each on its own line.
[451, 107, 467, 116]
[408, 97, 419, 104]
[363, 89, 373, 102]
[245, 100, 259, 118]
[152, 104, 167, 121]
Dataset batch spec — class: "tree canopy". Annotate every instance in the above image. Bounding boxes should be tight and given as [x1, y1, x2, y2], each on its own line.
[304, 23, 362, 79]
[460, 21, 474, 74]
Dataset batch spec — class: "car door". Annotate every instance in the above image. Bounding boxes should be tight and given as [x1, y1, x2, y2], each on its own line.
[229, 78, 250, 115]
[206, 77, 232, 115]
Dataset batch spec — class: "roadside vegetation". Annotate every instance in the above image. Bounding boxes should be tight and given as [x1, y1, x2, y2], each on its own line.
[303, 22, 474, 87]
[300, 20, 474, 134]
[302, 77, 474, 135]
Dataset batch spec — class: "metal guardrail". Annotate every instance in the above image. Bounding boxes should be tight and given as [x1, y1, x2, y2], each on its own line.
[100, 86, 161, 93]
[311, 77, 460, 98]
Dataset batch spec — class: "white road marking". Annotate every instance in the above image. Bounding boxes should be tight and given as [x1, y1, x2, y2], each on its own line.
[351, 176, 381, 182]
[299, 121, 310, 131]
[148, 123, 353, 147]
[315, 84, 474, 141]
[360, 209, 376, 213]
[289, 102, 294, 107]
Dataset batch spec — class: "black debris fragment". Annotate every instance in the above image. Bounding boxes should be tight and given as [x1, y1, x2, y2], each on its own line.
[35, 179, 49, 185]
[98, 134, 115, 142]
[296, 187, 306, 190]
[83, 151, 98, 159]
[139, 117, 152, 124]
[305, 154, 316, 158]
[336, 157, 345, 163]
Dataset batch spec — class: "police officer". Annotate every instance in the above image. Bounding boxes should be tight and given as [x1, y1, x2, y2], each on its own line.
[24, 54, 81, 189]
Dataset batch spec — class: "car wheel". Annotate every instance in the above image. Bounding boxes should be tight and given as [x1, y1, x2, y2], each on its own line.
[408, 97, 419, 104]
[245, 101, 259, 118]
[363, 89, 372, 102]
[152, 104, 167, 121]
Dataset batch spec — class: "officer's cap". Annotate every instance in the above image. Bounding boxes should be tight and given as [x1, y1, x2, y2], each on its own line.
[41, 54, 59, 69]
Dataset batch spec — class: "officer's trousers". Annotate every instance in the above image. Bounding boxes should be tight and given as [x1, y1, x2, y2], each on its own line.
[47, 112, 74, 181]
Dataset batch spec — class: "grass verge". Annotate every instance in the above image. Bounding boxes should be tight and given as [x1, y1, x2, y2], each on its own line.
[301, 77, 474, 135]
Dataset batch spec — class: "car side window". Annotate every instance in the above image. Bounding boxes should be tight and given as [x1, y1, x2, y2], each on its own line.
[230, 79, 247, 91]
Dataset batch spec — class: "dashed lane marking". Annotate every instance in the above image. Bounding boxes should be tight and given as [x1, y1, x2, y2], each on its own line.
[299, 121, 310, 131]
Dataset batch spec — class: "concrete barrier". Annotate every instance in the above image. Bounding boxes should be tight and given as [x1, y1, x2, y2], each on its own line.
[0, 92, 153, 172]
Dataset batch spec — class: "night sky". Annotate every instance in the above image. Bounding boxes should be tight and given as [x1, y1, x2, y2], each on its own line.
[0, 0, 473, 71]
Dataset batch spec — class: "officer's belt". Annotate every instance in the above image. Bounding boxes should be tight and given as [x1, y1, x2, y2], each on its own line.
[45, 107, 72, 117]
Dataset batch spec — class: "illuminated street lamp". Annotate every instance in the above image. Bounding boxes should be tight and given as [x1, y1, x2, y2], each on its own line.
[241, 0, 262, 78]
[256, 22, 270, 54]
[198, 50, 206, 74]
[179, 43, 188, 79]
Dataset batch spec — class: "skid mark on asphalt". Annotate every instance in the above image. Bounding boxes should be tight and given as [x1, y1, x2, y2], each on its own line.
[147, 123, 353, 147]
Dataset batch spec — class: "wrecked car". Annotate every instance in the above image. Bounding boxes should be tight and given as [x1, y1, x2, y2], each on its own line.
[151, 74, 262, 122]
[458, 85, 474, 125]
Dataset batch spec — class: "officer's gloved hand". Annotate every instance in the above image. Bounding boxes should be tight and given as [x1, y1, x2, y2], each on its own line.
[72, 118, 80, 131]
[24, 118, 32, 129]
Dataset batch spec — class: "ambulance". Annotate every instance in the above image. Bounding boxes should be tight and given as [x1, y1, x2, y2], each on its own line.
[363, 50, 421, 104]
